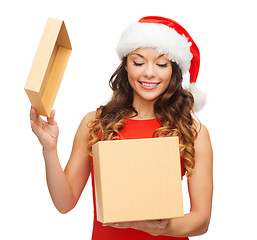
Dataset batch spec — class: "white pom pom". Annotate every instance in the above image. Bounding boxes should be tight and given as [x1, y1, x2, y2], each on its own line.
[187, 83, 206, 112]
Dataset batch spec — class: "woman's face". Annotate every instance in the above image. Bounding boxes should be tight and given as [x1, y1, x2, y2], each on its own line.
[126, 47, 173, 104]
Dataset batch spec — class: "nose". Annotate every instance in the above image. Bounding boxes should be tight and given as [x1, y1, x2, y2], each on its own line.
[144, 63, 156, 78]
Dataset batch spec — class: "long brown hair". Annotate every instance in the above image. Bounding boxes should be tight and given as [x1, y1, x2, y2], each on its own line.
[88, 57, 198, 176]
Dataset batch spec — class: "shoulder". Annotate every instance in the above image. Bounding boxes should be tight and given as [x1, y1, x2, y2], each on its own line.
[193, 120, 212, 156]
[193, 120, 210, 140]
[81, 111, 96, 124]
[75, 111, 96, 138]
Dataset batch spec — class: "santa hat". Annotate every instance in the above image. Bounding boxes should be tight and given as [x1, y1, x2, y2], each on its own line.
[116, 16, 206, 112]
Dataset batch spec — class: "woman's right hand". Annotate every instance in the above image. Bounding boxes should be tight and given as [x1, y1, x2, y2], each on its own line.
[30, 107, 59, 150]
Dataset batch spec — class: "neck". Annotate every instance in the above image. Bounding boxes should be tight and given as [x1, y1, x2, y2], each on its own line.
[131, 97, 156, 120]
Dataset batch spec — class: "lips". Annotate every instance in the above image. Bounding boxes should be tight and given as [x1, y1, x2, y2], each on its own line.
[139, 81, 160, 90]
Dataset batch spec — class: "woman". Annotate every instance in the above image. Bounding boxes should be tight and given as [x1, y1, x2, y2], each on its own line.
[30, 16, 213, 239]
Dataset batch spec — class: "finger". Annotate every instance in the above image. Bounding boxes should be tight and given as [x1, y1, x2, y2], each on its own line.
[162, 219, 170, 225]
[104, 222, 131, 229]
[156, 219, 170, 229]
[32, 108, 44, 125]
[155, 219, 169, 224]
[144, 220, 163, 229]
[47, 110, 57, 125]
[111, 223, 130, 229]
[30, 107, 35, 120]
[30, 107, 40, 123]
[104, 222, 122, 227]
[30, 118, 41, 135]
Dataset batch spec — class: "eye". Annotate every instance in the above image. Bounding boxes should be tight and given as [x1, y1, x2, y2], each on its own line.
[133, 61, 144, 66]
[157, 63, 168, 68]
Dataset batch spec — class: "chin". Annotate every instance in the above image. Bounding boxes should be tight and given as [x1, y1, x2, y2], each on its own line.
[140, 95, 160, 102]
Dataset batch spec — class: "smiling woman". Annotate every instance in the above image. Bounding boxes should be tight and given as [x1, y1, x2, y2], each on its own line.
[30, 16, 213, 240]
[126, 48, 173, 105]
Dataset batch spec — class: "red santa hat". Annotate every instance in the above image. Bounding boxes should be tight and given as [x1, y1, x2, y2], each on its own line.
[116, 16, 206, 112]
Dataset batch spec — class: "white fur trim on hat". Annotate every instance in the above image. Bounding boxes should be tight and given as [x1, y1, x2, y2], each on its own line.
[186, 83, 206, 112]
[116, 22, 193, 74]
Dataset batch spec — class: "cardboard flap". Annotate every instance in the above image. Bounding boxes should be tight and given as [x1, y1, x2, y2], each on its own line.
[24, 18, 72, 116]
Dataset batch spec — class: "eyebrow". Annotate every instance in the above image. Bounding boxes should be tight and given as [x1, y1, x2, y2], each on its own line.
[130, 53, 166, 59]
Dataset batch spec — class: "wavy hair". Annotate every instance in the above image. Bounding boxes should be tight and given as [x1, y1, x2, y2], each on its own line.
[88, 57, 198, 177]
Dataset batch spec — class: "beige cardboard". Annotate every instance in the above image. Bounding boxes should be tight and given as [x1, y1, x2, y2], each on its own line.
[24, 18, 72, 117]
[92, 137, 184, 223]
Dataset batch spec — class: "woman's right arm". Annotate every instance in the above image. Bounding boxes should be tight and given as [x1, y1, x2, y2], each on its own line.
[30, 108, 95, 214]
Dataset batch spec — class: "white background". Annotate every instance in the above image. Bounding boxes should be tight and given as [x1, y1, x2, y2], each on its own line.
[1, 0, 256, 239]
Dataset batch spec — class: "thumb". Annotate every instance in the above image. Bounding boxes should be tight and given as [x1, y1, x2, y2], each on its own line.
[47, 110, 57, 125]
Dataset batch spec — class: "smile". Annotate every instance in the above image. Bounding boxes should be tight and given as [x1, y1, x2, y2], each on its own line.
[139, 81, 160, 89]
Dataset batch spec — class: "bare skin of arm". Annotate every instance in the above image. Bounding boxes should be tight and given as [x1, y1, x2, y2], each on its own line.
[31, 108, 213, 237]
[106, 122, 213, 237]
[30, 108, 95, 213]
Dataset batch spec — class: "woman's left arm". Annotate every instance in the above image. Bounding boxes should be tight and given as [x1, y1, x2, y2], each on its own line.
[161, 123, 213, 237]
[106, 123, 213, 237]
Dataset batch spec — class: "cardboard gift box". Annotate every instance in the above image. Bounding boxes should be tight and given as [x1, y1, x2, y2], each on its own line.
[24, 18, 72, 117]
[92, 137, 184, 223]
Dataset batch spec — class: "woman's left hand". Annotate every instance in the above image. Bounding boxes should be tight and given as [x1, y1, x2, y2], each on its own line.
[104, 219, 170, 236]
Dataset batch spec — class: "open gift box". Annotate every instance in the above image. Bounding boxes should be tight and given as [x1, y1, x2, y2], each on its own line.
[25, 18, 72, 117]
[92, 136, 184, 223]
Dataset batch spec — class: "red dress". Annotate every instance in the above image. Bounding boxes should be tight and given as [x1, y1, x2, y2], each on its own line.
[89, 118, 189, 240]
